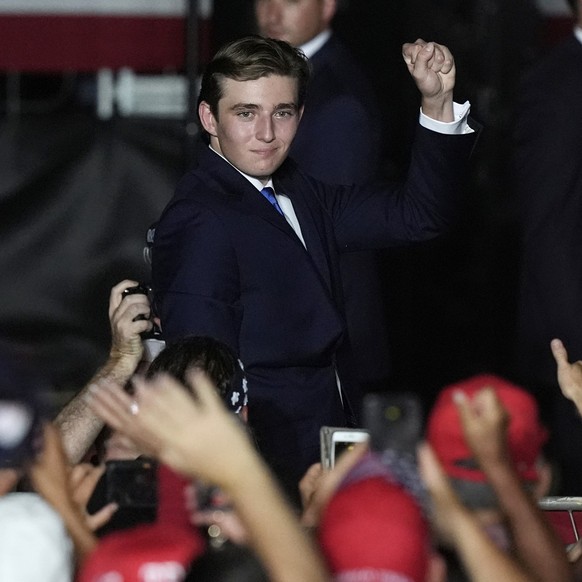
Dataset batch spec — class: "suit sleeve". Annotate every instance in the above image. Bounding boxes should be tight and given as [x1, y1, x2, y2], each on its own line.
[326, 124, 478, 250]
[151, 198, 242, 350]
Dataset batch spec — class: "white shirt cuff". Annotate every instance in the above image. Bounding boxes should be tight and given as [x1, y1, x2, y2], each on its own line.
[419, 100, 473, 134]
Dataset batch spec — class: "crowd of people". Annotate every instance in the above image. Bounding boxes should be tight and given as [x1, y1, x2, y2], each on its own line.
[2, 278, 582, 581]
[4, 0, 582, 580]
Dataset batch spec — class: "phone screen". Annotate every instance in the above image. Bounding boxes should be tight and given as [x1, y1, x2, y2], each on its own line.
[320, 426, 369, 470]
[333, 440, 359, 462]
[330, 431, 370, 468]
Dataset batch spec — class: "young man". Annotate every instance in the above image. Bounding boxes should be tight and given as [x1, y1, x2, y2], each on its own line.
[151, 35, 477, 495]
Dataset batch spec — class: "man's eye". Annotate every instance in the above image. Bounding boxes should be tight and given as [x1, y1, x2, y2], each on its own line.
[237, 111, 253, 119]
[275, 110, 294, 118]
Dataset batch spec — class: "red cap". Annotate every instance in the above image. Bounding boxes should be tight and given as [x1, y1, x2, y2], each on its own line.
[78, 522, 205, 582]
[157, 463, 193, 529]
[426, 374, 548, 482]
[319, 476, 430, 582]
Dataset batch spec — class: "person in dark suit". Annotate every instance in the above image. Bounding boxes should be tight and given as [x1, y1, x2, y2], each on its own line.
[513, 0, 582, 495]
[254, 0, 391, 392]
[152, 35, 476, 497]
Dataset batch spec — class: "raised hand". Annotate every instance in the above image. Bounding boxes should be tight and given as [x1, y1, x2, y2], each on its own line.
[417, 441, 467, 546]
[299, 443, 368, 529]
[108, 279, 152, 367]
[453, 387, 511, 469]
[418, 442, 532, 582]
[86, 370, 258, 488]
[402, 38, 455, 122]
[551, 338, 582, 414]
[69, 463, 118, 532]
[29, 423, 98, 559]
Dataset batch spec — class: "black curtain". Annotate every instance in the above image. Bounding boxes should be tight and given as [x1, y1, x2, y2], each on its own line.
[0, 113, 185, 396]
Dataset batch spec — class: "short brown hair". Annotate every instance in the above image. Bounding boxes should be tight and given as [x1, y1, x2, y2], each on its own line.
[198, 35, 311, 118]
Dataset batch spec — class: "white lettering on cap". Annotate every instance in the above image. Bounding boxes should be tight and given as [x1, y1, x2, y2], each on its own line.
[139, 562, 186, 582]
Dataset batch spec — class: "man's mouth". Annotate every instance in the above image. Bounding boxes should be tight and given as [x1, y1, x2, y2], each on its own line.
[252, 147, 278, 157]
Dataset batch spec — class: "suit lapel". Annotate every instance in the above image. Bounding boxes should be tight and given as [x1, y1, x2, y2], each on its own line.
[275, 167, 334, 295]
[198, 145, 334, 295]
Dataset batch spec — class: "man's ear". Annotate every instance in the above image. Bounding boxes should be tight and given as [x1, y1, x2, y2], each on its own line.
[198, 101, 217, 136]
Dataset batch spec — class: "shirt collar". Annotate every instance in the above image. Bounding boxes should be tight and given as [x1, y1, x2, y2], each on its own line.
[299, 29, 332, 59]
[575, 26, 582, 45]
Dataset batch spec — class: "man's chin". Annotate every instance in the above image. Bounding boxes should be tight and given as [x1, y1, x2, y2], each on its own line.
[262, 30, 288, 42]
[247, 161, 285, 181]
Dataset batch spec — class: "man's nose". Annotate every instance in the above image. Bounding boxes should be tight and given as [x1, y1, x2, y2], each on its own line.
[256, 115, 275, 142]
[264, 2, 282, 24]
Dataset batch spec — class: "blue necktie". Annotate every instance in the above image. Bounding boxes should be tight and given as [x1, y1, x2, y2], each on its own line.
[260, 186, 284, 216]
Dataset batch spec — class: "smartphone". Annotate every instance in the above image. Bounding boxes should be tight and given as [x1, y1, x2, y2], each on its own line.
[361, 392, 423, 457]
[320, 426, 370, 470]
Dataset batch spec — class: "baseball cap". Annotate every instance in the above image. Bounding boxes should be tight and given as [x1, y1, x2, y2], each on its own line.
[0, 492, 74, 582]
[0, 348, 47, 469]
[78, 522, 205, 582]
[426, 374, 548, 483]
[318, 454, 430, 582]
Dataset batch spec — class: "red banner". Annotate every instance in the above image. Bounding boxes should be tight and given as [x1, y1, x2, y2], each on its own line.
[0, 1, 187, 72]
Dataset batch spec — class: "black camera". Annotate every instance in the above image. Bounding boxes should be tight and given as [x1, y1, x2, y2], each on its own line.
[103, 458, 158, 508]
[121, 283, 163, 343]
[87, 458, 158, 537]
[121, 283, 152, 322]
[121, 282, 151, 299]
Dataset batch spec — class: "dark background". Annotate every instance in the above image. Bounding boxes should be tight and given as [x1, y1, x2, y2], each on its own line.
[0, 1, 570, 412]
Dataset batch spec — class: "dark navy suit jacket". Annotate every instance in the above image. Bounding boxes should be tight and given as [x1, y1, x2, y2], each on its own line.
[290, 35, 391, 389]
[152, 124, 477, 489]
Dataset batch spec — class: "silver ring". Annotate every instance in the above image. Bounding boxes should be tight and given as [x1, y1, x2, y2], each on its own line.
[129, 401, 139, 415]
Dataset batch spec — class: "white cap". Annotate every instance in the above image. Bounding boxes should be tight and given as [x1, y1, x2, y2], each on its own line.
[0, 493, 74, 582]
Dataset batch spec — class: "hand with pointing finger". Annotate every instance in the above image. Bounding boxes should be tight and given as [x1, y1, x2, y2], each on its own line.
[551, 338, 582, 415]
